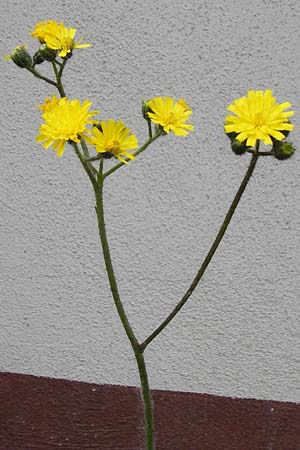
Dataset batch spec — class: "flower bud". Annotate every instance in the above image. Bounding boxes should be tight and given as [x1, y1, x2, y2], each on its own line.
[231, 139, 248, 155]
[273, 141, 295, 160]
[142, 100, 152, 120]
[39, 44, 57, 61]
[33, 50, 45, 65]
[5, 45, 32, 68]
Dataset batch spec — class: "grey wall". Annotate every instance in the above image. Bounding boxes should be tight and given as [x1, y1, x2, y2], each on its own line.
[1, 0, 300, 403]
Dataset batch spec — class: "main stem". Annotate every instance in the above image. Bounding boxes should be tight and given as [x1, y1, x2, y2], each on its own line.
[45, 67, 155, 449]
[141, 147, 260, 350]
[94, 161, 155, 450]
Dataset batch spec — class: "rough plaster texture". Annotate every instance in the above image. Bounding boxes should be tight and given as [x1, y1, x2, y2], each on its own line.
[1, 0, 300, 403]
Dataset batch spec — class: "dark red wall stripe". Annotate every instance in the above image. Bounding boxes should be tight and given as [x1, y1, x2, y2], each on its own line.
[1, 372, 300, 450]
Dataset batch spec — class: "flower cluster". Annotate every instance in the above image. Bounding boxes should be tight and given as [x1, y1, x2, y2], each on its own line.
[35, 94, 194, 162]
[5, 20, 297, 166]
[31, 19, 90, 58]
[5, 19, 90, 68]
[5, 20, 194, 164]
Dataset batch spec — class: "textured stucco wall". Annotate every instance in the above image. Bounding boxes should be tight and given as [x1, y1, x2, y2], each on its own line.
[1, 0, 300, 403]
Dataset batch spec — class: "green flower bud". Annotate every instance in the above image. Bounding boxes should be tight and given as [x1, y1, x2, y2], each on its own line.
[5, 45, 32, 69]
[33, 50, 45, 65]
[142, 100, 152, 120]
[273, 141, 295, 160]
[231, 139, 248, 155]
[39, 44, 57, 62]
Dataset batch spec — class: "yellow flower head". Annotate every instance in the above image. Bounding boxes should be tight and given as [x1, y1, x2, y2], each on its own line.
[90, 119, 138, 164]
[36, 97, 99, 157]
[224, 90, 294, 147]
[31, 20, 62, 44]
[44, 23, 90, 58]
[146, 96, 194, 136]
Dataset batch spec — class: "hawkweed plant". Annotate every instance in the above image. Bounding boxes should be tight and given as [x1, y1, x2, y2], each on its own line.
[4, 20, 296, 450]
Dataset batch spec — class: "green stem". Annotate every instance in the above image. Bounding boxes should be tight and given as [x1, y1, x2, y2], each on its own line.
[147, 120, 153, 139]
[80, 138, 90, 158]
[51, 61, 59, 79]
[140, 144, 260, 350]
[71, 142, 97, 189]
[94, 161, 154, 449]
[94, 162, 140, 349]
[103, 131, 162, 179]
[80, 139, 97, 177]
[135, 351, 155, 450]
[247, 149, 273, 156]
[56, 58, 67, 97]
[51, 58, 67, 97]
[27, 67, 58, 88]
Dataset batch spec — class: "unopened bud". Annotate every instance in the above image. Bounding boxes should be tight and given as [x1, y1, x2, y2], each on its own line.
[231, 139, 248, 155]
[142, 100, 152, 120]
[5, 45, 32, 68]
[33, 51, 45, 65]
[39, 44, 57, 61]
[273, 141, 295, 160]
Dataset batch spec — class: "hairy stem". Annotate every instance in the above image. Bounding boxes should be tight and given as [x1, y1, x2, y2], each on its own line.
[94, 162, 155, 449]
[135, 351, 155, 450]
[141, 145, 260, 350]
[27, 67, 58, 88]
[94, 161, 139, 350]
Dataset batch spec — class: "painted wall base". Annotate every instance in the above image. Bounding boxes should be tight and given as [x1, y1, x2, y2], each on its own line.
[1, 373, 300, 449]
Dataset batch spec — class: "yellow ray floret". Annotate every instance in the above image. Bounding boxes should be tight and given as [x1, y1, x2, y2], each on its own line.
[147, 96, 194, 136]
[36, 97, 99, 157]
[37, 95, 60, 113]
[43, 23, 90, 58]
[224, 90, 294, 147]
[90, 119, 138, 163]
[31, 20, 62, 44]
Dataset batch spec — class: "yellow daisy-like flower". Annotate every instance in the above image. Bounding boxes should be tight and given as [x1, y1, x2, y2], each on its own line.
[31, 20, 62, 44]
[36, 97, 99, 157]
[224, 90, 294, 147]
[90, 119, 138, 164]
[44, 23, 90, 58]
[146, 96, 194, 136]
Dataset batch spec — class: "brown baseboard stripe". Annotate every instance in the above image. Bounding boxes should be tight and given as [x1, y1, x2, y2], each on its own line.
[0, 372, 299, 450]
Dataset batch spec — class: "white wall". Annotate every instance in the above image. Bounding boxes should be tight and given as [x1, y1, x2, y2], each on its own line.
[1, 0, 300, 403]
